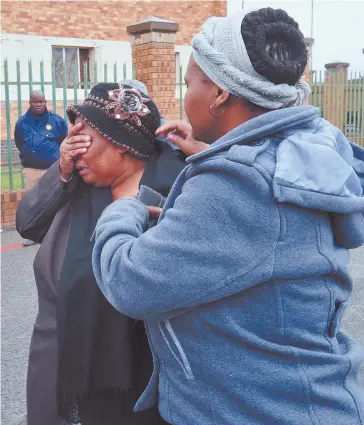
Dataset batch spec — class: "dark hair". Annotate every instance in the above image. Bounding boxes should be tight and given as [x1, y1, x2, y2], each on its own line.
[241, 8, 307, 86]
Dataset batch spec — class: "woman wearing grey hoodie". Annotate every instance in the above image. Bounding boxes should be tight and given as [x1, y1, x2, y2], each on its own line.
[93, 8, 364, 425]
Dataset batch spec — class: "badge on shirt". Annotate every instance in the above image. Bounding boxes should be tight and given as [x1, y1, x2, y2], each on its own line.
[46, 124, 52, 130]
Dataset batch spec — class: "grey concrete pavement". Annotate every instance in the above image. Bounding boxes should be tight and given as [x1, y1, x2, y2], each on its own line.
[1, 229, 364, 424]
[1, 230, 38, 425]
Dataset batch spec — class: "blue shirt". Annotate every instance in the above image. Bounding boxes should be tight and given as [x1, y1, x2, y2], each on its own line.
[15, 109, 68, 169]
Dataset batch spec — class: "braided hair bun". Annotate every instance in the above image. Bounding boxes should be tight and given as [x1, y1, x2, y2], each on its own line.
[241, 8, 307, 86]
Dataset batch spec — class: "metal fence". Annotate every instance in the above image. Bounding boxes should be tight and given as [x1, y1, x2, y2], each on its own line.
[309, 70, 364, 145]
[1, 60, 363, 191]
[1, 59, 131, 190]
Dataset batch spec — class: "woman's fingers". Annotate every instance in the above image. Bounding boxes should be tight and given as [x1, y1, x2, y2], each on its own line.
[156, 120, 192, 138]
[147, 206, 162, 218]
[156, 120, 208, 156]
[167, 132, 209, 156]
[67, 121, 83, 138]
[60, 123, 91, 179]
[60, 137, 91, 159]
[69, 148, 88, 157]
[63, 140, 91, 152]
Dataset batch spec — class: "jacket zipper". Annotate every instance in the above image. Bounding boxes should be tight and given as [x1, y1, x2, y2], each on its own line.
[158, 320, 195, 381]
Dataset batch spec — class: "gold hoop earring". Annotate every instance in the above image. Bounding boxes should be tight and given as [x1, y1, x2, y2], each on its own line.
[209, 103, 225, 118]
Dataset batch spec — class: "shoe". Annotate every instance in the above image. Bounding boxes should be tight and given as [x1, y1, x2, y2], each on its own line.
[22, 239, 37, 247]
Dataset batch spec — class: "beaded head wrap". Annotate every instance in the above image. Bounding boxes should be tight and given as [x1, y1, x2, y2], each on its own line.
[66, 82, 161, 159]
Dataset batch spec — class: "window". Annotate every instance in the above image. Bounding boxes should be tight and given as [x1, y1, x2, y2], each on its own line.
[52, 47, 92, 87]
[346, 111, 362, 136]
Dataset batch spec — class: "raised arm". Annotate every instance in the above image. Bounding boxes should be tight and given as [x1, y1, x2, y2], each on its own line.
[93, 161, 279, 321]
[16, 122, 92, 242]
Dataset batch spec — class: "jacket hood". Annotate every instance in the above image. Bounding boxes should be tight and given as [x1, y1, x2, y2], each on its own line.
[188, 105, 364, 249]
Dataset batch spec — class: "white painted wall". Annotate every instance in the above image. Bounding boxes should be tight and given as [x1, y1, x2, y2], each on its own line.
[1, 33, 133, 101]
[227, 0, 364, 71]
[1, 32, 193, 103]
[175, 45, 192, 98]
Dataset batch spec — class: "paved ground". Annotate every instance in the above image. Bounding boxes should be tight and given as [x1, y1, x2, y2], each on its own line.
[1, 229, 364, 424]
[1, 231, 38, 425]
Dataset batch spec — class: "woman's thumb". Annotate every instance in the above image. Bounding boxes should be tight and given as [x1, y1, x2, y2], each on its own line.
[168, 132, 188, 148]
[168, 133, 208, 156]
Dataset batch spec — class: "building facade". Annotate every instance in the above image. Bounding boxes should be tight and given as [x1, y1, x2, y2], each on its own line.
[1, 0, 227, 156]
[1, 0, 226, 100]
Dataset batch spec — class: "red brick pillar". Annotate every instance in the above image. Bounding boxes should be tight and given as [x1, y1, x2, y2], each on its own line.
[324, 61, 349, 130]
[127, 17, 179, 120]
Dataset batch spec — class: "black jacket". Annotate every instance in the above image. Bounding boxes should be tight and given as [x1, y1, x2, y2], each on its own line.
[16, 141, 186, 425]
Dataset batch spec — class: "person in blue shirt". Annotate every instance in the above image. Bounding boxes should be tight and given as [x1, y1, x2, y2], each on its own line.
[14, 90, 68, 190]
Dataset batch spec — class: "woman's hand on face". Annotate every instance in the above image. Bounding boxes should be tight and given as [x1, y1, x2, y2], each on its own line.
[156, 120, 209, 157]
[59, 122, 92, 180]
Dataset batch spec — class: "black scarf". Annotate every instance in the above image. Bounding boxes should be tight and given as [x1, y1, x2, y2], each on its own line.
[57, 142, 186, 425]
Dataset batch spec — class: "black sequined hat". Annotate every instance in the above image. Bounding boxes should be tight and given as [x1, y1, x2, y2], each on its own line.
[66, 83, 160, 159]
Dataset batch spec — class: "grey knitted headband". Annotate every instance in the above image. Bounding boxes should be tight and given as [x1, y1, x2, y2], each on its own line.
[192, 11, 311, 109]
[120, 79, 149, 96]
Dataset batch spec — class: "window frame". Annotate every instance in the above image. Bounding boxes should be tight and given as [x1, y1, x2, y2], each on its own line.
[52, 45, 92, 88]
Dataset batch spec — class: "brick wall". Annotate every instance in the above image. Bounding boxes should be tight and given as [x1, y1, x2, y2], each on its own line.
[132, 41, 178, 120]
[2, 1, 227, 46]
[1, 190, 25, 229]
